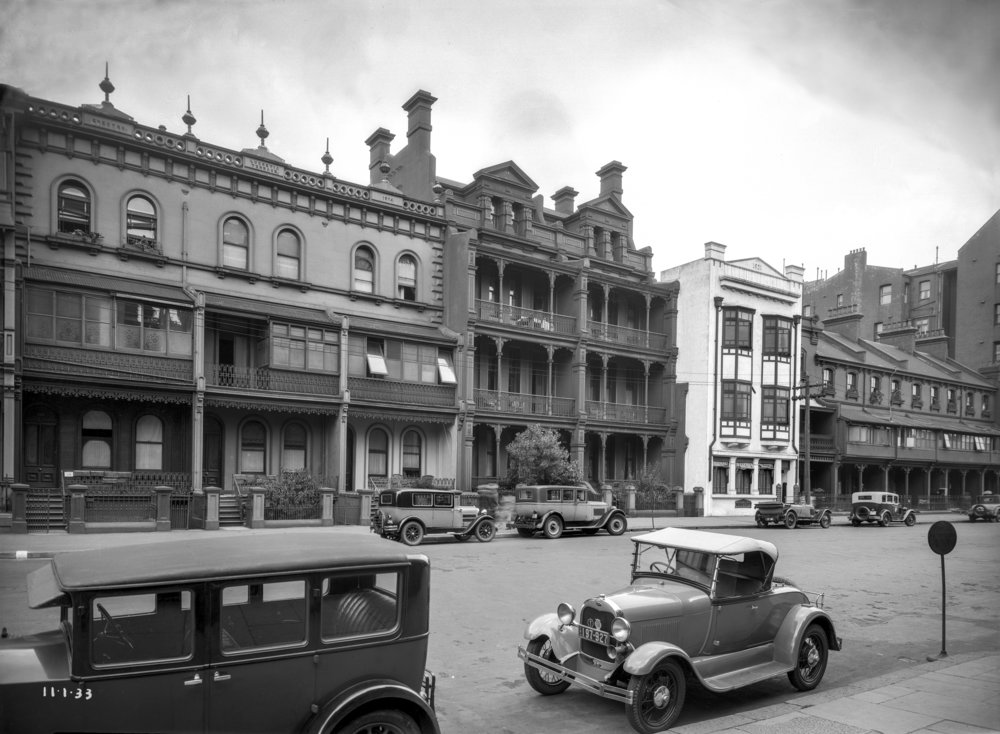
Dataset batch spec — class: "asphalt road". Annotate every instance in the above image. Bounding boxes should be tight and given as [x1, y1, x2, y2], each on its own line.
[2, 521, 998, 733]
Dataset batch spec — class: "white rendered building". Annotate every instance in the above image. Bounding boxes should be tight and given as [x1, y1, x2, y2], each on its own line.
[660, 242, 804, 516]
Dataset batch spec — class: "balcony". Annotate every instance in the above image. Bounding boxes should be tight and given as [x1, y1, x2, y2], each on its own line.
[588, 321, 669, 351]
[476, 300, 576, 337]
[586, 401, 668, 425]
[24, 343, 192, 384]
[348, 377, 455, 408]
[207, 364, 339, 396]
[474, 389, 576, 417]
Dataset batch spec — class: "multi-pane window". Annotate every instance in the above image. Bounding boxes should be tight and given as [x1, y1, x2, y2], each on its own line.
[240, 421, 266, 474]
[722, 308, 753, 351]
[135, 415, 163, 470]
[57, 180, 91, 233]
[353, 246, 375, 293]
[847, 372, 858, 394]
[879, 285, 892, 305]
[994, 304, 1000, 326]
[721, 381, 752, 421]
[82, 410, 112, 468]
[911, 384, 922, 405]
[836, 294, 844, 307]
[396, 255, 416, 301]
[368, 429, 388, 478]
[847, 424, 889, 445]
[125, 195, 157, 245]
[116, 301, 193, 356]
[270, 323, 338, 373]
[918, 280, 930, 300]
[222, 217, 250, 270]
[275, 229, 301, 280]
[402, 430, 422, 477]
[348, 335, 452, 385]
[914, 318, 929, 334]
[712, 464, 729, 493]
[281, 423, 307, 471]
[762, 317, 792, 356]
[761, 387, 790, 425]
[803, 304, 813, 318]
[822, 368, 834, 389]
[930, 385, 940, 405]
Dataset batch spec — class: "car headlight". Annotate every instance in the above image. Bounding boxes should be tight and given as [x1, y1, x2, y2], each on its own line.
[611, 617, 631, 642]
[557, 603, 576, 625]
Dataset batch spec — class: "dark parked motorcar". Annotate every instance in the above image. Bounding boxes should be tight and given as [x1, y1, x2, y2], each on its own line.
[755, 501, 832, 529]
[849, 491, 917, 527]
[512, 484, 627, 539]
[518, 527, 841, 733]
[371, 487, 495, 545]
[968, 494, 1000, 522]
[0, 532, 439, 734]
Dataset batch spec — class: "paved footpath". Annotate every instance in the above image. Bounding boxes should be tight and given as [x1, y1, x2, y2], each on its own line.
[2, 515, 997, 734]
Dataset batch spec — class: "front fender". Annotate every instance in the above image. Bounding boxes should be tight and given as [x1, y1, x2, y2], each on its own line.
[773, 605, 842, 667]
[622, 640, 691, 676]
[597, 509, 626, 527]
[524, 612, 580, 662]
[302, 678, 439, 734]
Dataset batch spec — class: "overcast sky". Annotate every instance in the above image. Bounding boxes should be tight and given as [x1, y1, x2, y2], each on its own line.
[3, 0, 997, 280]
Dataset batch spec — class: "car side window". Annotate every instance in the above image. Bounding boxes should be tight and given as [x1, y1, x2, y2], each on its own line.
[321, 571, 400, 641]
[412, 493, 433, 507]
[434, 493, 452, 507]
[546, 489, 561, 501]
[517, 488, 533, 501]
[90, 589, 193, 667]
[714, 552, 769, 598]
[220, 579, 307, 654]
[562, 489, 575, 502]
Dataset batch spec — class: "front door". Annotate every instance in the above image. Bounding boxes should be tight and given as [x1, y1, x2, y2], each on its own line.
[23, 405, 59, 486]
[202, 417, 223, 489]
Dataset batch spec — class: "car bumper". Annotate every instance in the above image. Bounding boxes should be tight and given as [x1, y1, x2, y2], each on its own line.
[517, 646, 631, 704]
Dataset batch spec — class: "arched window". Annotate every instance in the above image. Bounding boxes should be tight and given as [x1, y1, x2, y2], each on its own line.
[396, 255, 416, 301]
[282, 423, 307, 471]
[135, 415, 163, 470]
[57, 181, 91, 233]
[353, 246, 374, 293]
[367, 428, 388, 479]
[402, 430, 422, 477]
[222, 217, 249, 270]
[240, 420, 267, 474]
[81, 410, 112, 468]
[276, 229, 301, 280]
[126, 195, 157, 245]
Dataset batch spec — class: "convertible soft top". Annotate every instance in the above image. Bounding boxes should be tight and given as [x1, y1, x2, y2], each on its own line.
[632, 527, 777, 560]
[28, 531, 421, 608]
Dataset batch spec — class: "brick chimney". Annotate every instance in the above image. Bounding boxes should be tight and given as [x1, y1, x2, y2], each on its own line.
[822, 308, 863, 341]
[403, 89, 436, 154]
[877, 322, 917, 354]
[596, 161, 626, 199]
[704, 241, 726, 262]
[552, 186, 578, 215]
[784, 264, 804, 283]
[365, 128, 395, 186]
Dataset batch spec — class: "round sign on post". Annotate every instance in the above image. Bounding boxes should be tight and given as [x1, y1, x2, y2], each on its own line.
[926, 521, 956, 661]
[928, 520, 957, 556]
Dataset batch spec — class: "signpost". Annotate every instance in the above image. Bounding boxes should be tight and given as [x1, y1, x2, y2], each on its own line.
[926, 520, 957, 661]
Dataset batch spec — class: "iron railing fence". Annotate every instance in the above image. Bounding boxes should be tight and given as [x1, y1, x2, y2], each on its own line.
[84, 490, 156, 523]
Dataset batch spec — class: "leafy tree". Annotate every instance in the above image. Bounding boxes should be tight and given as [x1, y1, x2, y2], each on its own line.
[502, 424, 582, 488]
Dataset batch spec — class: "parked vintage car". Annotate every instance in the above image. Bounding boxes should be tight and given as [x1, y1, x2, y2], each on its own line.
[849, 491, 917, 527]
[754, 501, 832, 529]
[0, 532, 439, 734]
[517, 527, 841, 733]
[372, 487, 495, 546]
[512, 484, 627, 539]
[968, 494, 1000, 522]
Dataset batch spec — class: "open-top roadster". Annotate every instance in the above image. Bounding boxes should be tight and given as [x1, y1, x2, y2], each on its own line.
[517, 528, 841, 733]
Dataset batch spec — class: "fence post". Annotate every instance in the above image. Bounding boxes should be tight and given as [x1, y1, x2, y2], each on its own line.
[358, 489, 373, 527]
[154, 486, 173, 531]
[203, 486, 221, 530]
[11, 484, 29, 534]
[626, 485, 637, 513]
[320, 487, 337, 526]
[68, 484, 88, 534]
[248, 486, 266, 529]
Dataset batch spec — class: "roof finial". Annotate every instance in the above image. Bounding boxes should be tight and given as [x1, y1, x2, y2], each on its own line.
[256, 110, 269, 148]
[99, 61, 115, 103]
[182, 95, 197, 137]
[321, 137, 333, 176]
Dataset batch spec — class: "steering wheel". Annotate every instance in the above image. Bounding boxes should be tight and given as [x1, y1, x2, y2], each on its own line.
[96, 602, 134, 650]
[649, 561, 672, 574]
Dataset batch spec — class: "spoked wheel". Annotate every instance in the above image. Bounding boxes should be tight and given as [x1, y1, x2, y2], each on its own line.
[755, 512, 766, 528]
[904, 513, 917, 527]
[542, 515, 564, 539]
[878, 512, 890, 527]
[339, 709, 420, 734]
[399, 520, 424, 546]
[626, 659, 687, 734]
[788, 623, 829, 691]
[784, 512, 797, 529]
[524, 636, 570, 695]
[819, 513, 831, 529]
[475, 519, 496, 542]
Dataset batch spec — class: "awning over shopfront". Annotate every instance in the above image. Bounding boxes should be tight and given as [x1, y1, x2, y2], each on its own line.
[25, 265, 190, 304]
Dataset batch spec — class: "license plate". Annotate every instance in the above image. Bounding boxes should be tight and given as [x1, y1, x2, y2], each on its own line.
[579, 625, 610, 646]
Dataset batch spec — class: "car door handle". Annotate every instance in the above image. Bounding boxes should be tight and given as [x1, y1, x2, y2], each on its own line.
[184, 674, 203, 686]
[750, 605, 759, 611]
[213, 672, 231, 682]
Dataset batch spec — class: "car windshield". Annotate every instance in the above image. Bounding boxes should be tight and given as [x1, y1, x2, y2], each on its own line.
[632, 543, 717, 588]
